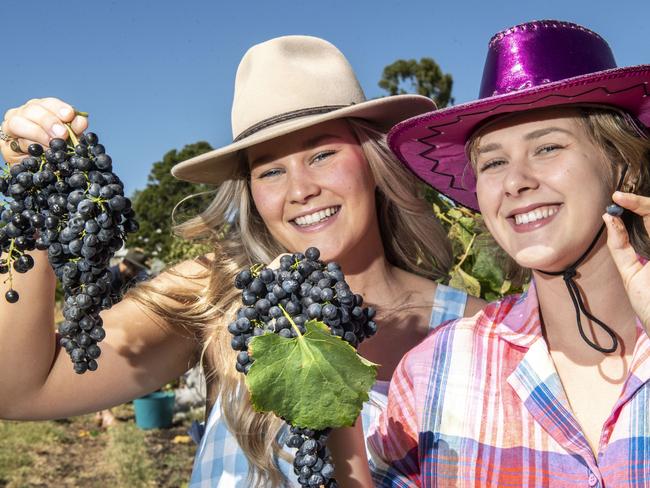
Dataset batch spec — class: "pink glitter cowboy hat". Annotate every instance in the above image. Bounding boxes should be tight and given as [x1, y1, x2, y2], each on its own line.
[388, 20, 650, 211]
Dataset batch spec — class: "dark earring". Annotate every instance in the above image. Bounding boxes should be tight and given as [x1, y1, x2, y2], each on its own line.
[606, 164, 629, 216]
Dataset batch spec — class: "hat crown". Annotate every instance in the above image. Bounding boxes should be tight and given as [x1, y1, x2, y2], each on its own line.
[479, 20, 617, 99]
[231, 36, 366, 140]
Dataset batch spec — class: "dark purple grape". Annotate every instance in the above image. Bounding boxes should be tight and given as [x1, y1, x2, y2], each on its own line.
[5, 289, 19, 303]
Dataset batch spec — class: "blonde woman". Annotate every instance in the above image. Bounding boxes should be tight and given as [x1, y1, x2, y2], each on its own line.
[370, 20, 650, 486]
[0, 36, 483, 486]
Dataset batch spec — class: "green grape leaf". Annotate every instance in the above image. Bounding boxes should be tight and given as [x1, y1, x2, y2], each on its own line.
[449, 267, 482, 297]
[458, 216, 477, 233]
[447, 208, 464, 220]
[245, 320, 378, 430]
[449, 221, 475, 252]
[471, 248, 505, 293]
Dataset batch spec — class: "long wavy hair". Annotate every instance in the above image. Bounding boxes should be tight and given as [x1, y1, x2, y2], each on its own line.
[128, 118, 453, 486]
[466, 105, 650, 280]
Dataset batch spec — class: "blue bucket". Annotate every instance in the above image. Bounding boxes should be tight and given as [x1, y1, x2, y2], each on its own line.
[133, 391, 175, 429]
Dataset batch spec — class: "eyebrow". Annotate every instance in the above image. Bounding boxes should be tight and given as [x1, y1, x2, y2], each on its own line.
[476, 127, 573, 155]
[523, 127, 573, 140]
[249, 133, 342, 169]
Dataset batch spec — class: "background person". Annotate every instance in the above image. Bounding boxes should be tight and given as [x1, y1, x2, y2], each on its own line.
[108, 248, 151, 299]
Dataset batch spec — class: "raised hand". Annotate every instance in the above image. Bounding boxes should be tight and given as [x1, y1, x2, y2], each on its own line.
[1, 98, 88, 164]
[603, 191, 650, 330]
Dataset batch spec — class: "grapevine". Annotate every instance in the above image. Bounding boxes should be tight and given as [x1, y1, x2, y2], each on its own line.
[230, 247, 377, 487]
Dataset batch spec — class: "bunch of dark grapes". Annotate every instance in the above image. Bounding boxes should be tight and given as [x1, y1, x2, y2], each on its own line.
[0, 132, 138, 373]
[229, 246, 377, 488]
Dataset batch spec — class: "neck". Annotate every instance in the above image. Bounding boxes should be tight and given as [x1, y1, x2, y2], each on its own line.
[334, 213, 401, 303]
[533, 237, 638, 357]
[339, 245, 398, 304]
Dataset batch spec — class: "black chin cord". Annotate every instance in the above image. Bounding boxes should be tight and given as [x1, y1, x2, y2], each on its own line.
[535, 165, 629, 354]
[537, 225, 618, 353]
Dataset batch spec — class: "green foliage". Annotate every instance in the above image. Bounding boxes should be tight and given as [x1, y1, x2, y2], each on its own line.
[165, 235, 214, 266]
[129, 142, 215, 263]
[379, 58, 454, 108]
[246, 320, 378, 430]
[429, 190, 520, 300]
[379, 56, 518, 300]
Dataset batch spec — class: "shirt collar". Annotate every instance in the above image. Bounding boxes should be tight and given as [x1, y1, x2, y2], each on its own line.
[493, 278, 650, 383]
[492, 280, 544, 349]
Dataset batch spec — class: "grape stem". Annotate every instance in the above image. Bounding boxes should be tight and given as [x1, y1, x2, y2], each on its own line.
[454, 233, 476, 270]
[4, 239, 15, 289]
[278, 304, 316, 363]
[279, 304, 302, 337]
[65, 124, 79, 147]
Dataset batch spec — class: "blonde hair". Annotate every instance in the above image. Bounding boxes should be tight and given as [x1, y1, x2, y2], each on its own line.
[466, 105, 650, 277]
[128, 118, 452, 486]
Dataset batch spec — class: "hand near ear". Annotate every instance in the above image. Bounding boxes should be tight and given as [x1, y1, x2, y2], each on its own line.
[604, 191, 650, 330]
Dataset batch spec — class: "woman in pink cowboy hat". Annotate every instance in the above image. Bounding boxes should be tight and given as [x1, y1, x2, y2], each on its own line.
[367, 19, 650, 486]
[0, 36, 483, 486]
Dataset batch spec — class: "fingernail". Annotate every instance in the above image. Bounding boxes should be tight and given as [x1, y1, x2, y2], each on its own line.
[59, 107, 73, 118]
[52, 124, 66, 137]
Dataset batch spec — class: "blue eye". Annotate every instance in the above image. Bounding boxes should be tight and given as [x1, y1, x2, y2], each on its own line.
[311, 150, 335, 163]
[258, 168, 283, 179]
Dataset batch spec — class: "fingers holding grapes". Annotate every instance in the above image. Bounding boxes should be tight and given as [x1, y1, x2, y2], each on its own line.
[1, 98, 88, 163]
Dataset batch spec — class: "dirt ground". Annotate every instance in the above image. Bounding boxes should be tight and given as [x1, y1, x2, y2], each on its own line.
[0, 404, 198, 488]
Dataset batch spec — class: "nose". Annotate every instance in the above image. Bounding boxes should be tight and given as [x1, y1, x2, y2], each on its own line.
[503, 161, 539, 198]
[286, 162, 321, 204]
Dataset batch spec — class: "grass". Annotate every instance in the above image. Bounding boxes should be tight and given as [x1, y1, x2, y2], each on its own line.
[0, 404, 196, 487]
[106, 422, 156, 487]
[0, 420, 70, 485]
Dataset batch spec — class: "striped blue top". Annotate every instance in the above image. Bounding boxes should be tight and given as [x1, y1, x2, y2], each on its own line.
[189, 284, 469, 487]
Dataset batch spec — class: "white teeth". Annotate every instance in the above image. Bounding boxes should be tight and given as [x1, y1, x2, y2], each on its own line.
[294, 207, 339, 227]
[513, 206, 558, 225]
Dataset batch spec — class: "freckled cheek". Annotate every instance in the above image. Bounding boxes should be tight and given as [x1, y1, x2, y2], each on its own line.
[325, 166, 370, 198]
[250, 183, 284, 226]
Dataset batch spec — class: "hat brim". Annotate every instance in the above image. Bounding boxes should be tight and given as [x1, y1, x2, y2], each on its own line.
[389, 65, 650, 211]
[171, 94, 436, 185]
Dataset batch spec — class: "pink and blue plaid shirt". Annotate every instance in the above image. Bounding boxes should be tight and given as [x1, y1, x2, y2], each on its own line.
[369, 281, 650, 487]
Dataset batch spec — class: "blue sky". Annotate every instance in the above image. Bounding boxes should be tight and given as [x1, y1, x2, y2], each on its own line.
[4, 0, 649, 195]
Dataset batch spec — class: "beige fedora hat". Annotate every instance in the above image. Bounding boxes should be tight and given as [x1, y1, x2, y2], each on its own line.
[171, 35, 436, 185]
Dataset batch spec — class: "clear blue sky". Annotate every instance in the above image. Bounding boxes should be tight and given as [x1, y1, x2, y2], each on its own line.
[4, 0, 649, 196]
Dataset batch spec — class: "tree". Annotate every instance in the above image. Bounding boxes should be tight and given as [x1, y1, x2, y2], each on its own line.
[379, 58, 522, 300]
[379, 58, 454, 108]
[129, 142, 214, 263]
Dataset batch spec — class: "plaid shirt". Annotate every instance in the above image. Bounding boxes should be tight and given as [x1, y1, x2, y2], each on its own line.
[189, 284, 468, 487]
[369, 281, 650, 487]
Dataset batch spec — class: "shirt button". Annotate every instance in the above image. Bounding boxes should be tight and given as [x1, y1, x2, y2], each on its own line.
[588, 473, 598, 486]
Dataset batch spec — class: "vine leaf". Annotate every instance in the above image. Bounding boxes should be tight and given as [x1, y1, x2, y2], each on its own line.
[449, 267, 481, 297]
[245, 320, 378, 430]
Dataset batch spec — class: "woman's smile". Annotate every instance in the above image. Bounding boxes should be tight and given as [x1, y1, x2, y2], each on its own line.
[506, 203, 562, 232]
[290, 205, 341, 231]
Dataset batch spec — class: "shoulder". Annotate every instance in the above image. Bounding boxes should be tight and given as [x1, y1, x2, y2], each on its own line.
[464, 294, 486, 317]
[400, 293, 522, 376]
[397, 269, 437, 295]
